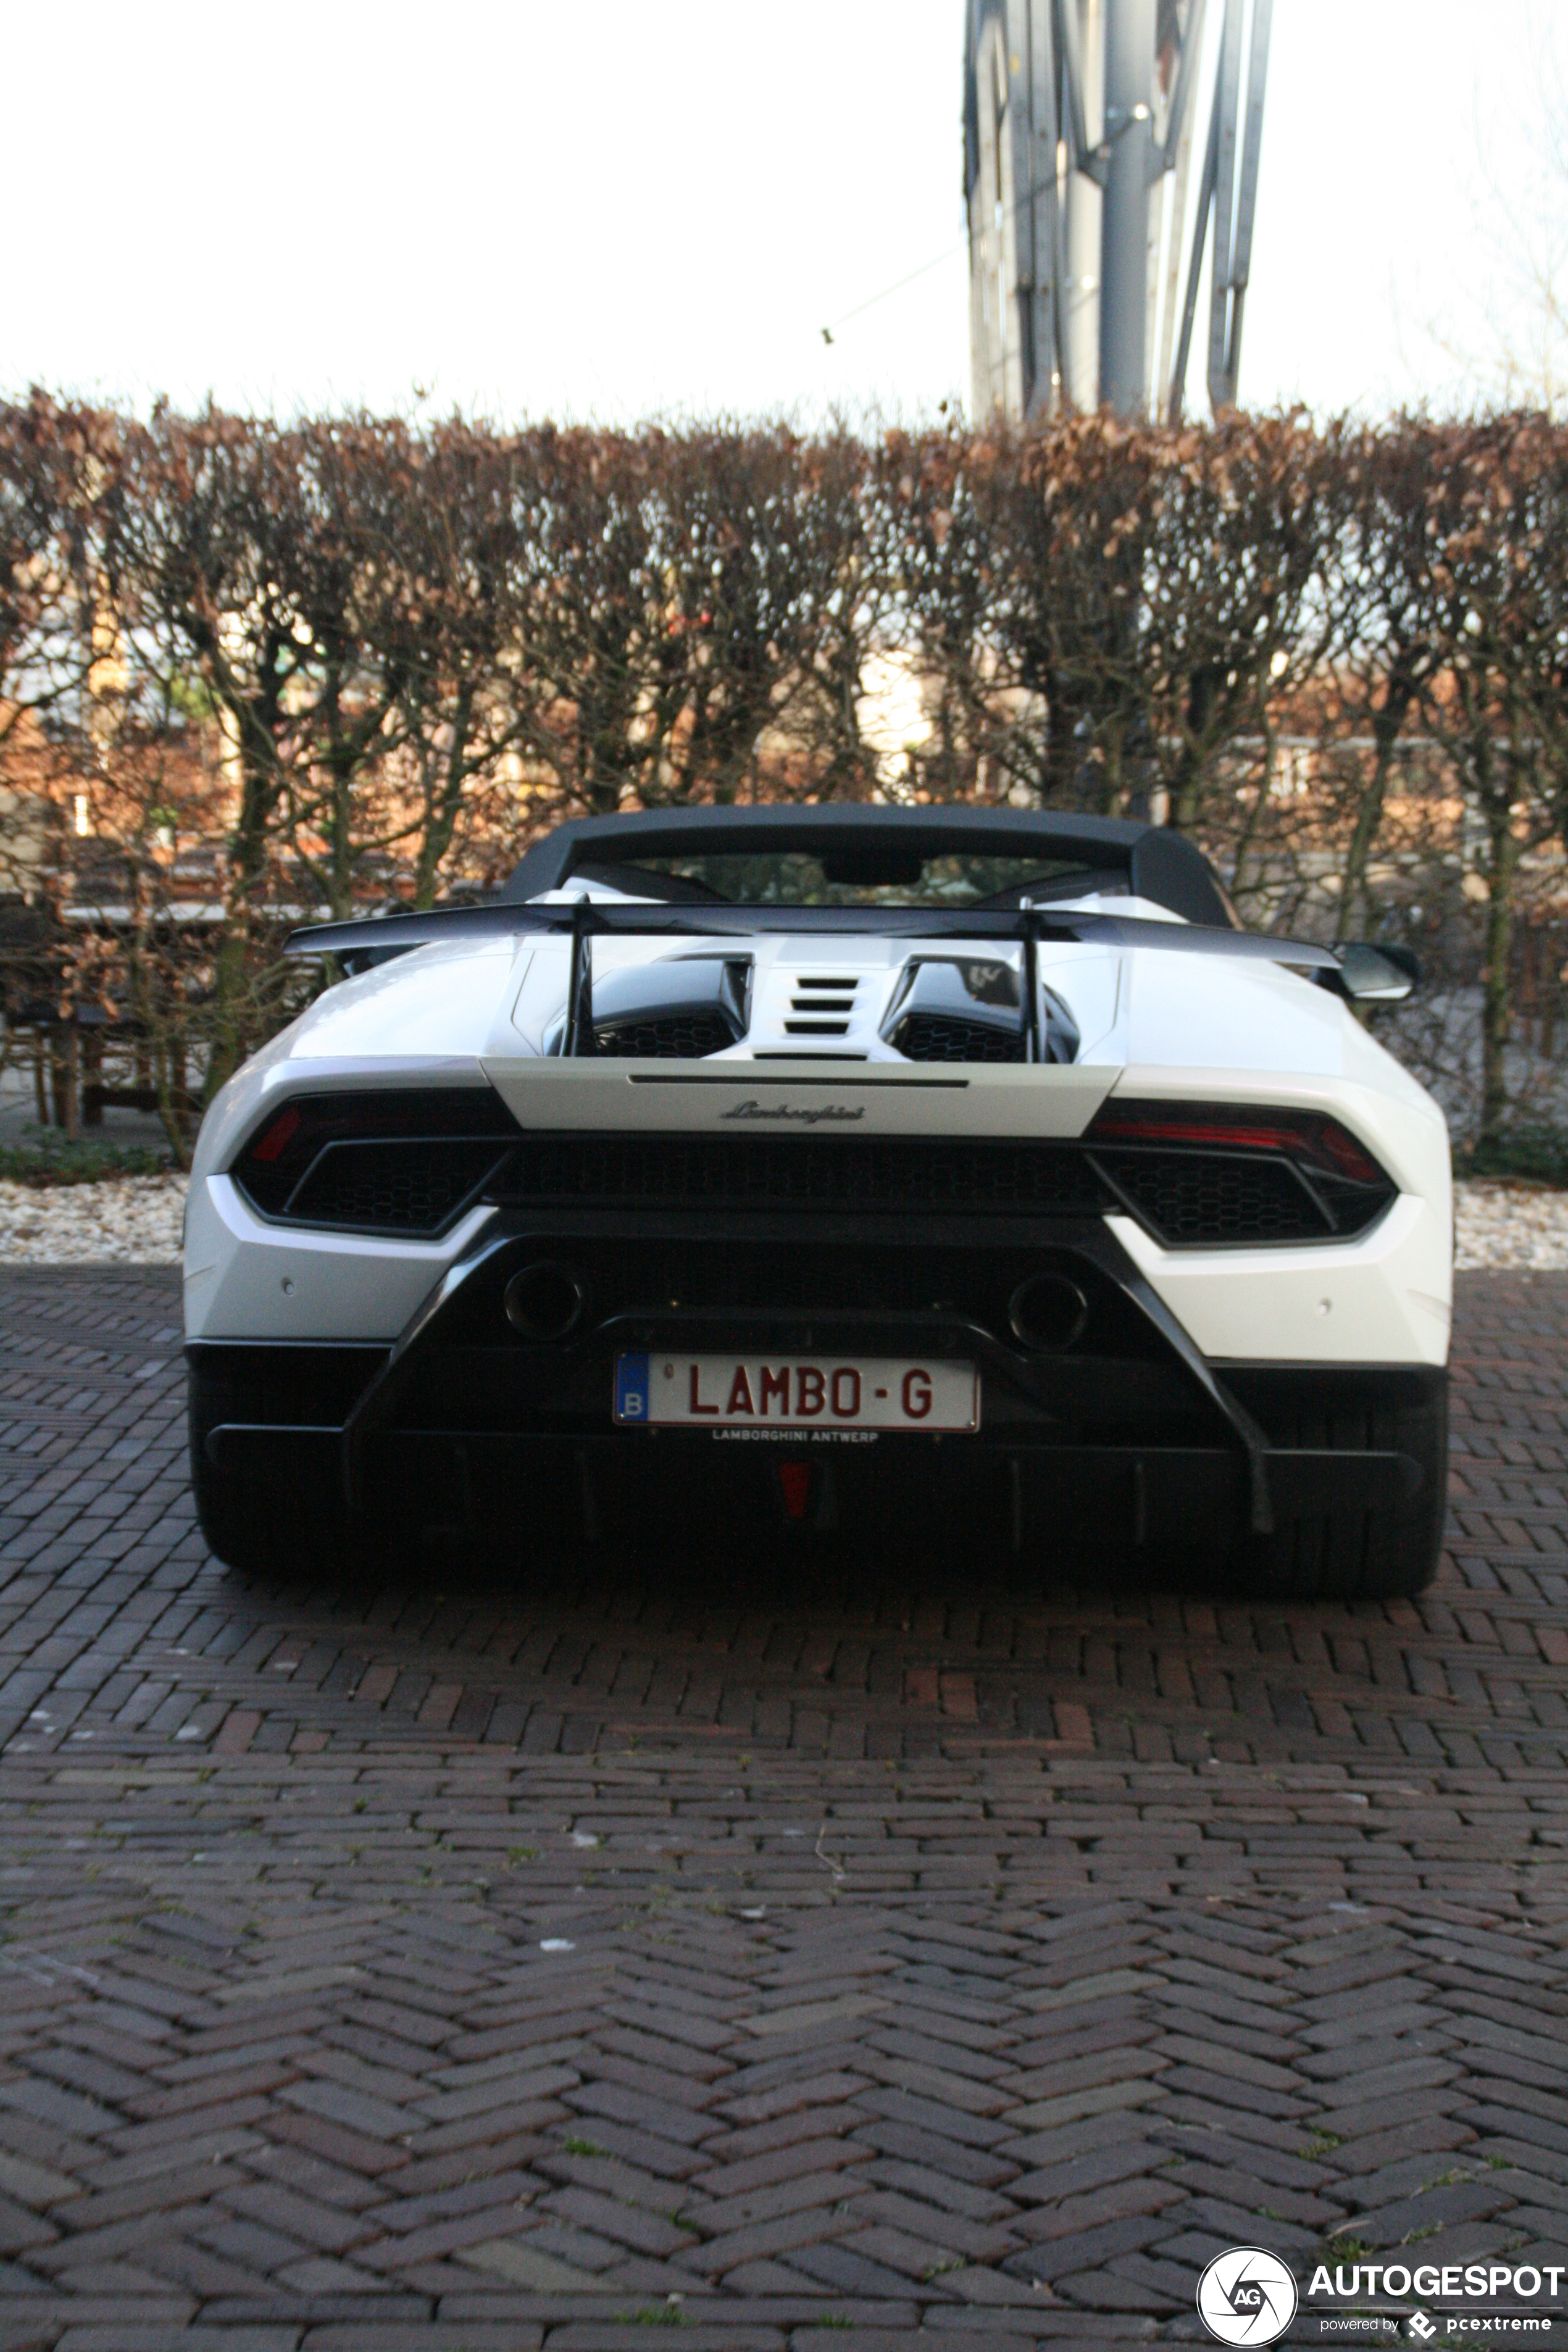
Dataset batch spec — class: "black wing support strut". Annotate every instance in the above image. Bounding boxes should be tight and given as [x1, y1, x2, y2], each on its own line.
[561, 895, 596, 1058]
[1020, 899, 1043, 1061]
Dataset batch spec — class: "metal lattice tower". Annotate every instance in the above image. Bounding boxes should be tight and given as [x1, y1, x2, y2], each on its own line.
[964, 0, 1272, 420]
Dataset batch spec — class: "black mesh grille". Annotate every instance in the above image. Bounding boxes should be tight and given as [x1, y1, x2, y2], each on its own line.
[570, 1238, 1030, 1317]
[674, 1238, 959, 1312]
[1091, 1148, 1330, 1243]
[893, 1014, 1027, 1064]
[467, 1238, 1156, 1349]
[491, 1134, 1107, 1216]
[285, 1140, 511, 1233]
[593, 1015, 733, 1059]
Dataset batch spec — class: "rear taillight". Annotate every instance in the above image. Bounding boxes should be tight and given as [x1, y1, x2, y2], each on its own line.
[248, 1104, 301, 1163]
[1089, 1101, 1385, 1184]
[1085, 1099, 1397, 1243]
[232, 1090, 519, 1232]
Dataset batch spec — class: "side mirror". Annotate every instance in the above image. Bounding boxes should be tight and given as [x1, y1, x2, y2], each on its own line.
[1336, 942, 1419, 1003]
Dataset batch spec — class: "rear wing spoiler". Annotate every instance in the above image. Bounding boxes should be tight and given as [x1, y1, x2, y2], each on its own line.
[282, 899, 1382, 1060]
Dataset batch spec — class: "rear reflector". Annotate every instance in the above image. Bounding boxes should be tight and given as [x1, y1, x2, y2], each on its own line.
[777, 1462, 812, 1519]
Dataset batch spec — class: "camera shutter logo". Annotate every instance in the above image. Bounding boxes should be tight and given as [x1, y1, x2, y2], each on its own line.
[1197, 2248, 1298, 2346]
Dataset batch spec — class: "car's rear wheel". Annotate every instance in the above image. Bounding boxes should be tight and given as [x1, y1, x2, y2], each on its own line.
[1246, 1385, 1448, 1602]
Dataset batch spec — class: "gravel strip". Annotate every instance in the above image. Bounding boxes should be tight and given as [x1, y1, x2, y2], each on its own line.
[0, 1175, 186, 1264]
[1, 1171, 1566, 1272]
[1454, 1178, 1568, 1270]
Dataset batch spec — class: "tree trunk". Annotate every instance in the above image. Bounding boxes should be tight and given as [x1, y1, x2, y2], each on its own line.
[1337, 668, 1416, 943]
[412, 685, 475, 909]
[1170, 664, 1223, 833]
[1044, 677, 1080, 807]
[1479, 795, 1519, 1146]
[205, 732, 276, 1103]
[1228, 706, 1277, 912]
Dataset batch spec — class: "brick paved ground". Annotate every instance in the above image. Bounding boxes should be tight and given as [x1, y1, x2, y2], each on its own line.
[1, 1267, 1566, 2350]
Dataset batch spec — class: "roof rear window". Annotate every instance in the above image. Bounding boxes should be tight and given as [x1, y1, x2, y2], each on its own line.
[570, 851, 1124, 909]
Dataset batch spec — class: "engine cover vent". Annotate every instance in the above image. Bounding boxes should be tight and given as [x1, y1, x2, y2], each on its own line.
[785, 973, 858, 1036]
[551, 956, 752, 1059]
[882, 958, 1078, 1064]
[896, 1014, 1027, 1064]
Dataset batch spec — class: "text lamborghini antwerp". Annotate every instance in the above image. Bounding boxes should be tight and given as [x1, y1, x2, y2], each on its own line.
[185, 807, 1451, 1596]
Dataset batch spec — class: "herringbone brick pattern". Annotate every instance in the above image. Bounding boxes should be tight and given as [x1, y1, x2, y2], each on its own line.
[0, 1268, 1564, 2347]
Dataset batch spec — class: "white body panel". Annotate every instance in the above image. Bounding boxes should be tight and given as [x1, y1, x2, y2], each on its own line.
[184, 1174, 496, 1343]
[479, 1058, 1117, 1138]
[185, 895, 1454, 1366]
[1110, 1196, 1451, 1366]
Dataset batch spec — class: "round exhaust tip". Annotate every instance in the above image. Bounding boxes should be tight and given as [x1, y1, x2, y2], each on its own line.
[504, 1261, 586, 1343]
[1009, 1272, 1089, 1354]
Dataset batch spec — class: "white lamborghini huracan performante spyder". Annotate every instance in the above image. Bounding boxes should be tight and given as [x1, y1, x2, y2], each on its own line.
[184, 807, 1451, 1596]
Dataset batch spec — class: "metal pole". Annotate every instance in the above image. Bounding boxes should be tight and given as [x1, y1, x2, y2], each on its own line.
[1025, 0, 1061, 413]
[1169, 93, 1219, 421]
[1156, 0, 1207, 407]
[1099, 0, 1156, 414]
[1217, 0, 1273, 405]
[1061, 0, 1104, 407]
[1206, 0, 1245, 412]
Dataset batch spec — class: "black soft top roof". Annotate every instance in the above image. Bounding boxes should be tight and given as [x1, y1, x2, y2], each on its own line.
[499, 806, 1236, 930]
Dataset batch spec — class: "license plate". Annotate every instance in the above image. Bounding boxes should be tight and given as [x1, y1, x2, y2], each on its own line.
[614, 1354, 979, 1432]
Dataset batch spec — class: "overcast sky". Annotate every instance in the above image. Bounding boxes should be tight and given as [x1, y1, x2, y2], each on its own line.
[2, 0, 1556, 425]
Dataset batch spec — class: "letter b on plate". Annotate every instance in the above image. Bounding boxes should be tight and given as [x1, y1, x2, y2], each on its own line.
[615, 1354, 649, 1422]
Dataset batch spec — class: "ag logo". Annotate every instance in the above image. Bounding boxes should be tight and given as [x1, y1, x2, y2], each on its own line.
[1196, 2247, 1299, 2345]
[1407, 2319, 1437, 2343]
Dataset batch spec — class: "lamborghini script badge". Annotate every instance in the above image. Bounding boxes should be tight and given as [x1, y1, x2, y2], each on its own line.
[720, 1099, 865, 1124]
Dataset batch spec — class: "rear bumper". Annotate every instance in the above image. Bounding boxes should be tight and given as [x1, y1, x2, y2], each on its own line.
[186, 1211, 1446, 1556]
